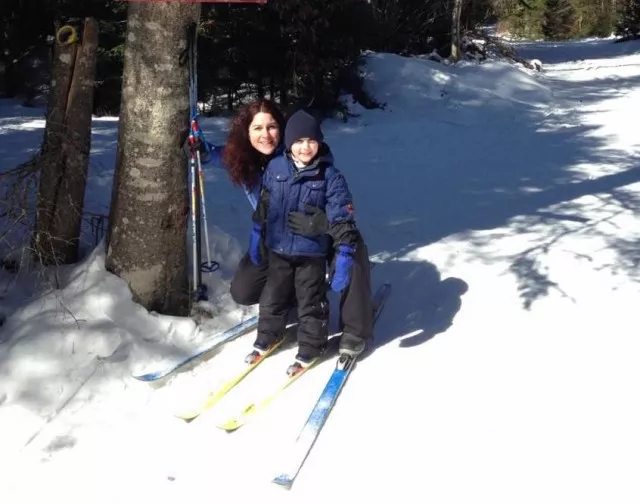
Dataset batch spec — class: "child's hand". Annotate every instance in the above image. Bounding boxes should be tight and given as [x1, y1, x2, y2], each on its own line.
[330, 245, 355, 292]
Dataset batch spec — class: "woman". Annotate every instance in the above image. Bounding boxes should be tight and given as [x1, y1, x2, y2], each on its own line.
[208, 99, 374, 352]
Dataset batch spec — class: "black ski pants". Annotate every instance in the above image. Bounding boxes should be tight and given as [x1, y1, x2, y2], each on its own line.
[256, 252, 328, 354]
[230, 235, 374, 341]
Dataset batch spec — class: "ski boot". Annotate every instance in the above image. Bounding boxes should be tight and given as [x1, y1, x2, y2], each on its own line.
[286, 346, 325, 377]
[339, 333, 367, 358]
[245, 336, 282, 364]
[286, 353, 313, 377]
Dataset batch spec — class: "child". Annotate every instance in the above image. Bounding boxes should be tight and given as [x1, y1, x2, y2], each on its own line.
[246, 109, 361, 373]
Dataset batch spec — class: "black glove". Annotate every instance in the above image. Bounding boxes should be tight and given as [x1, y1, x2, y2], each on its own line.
[288, 204, 329, 237]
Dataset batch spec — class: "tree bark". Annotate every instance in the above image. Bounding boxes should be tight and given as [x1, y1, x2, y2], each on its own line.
[51, 18, 99, 264]
[32, 25, 78, 264]
[451, 0, 464, 61]
[105, 2, 200, 316]
[33, 19, 99, 266]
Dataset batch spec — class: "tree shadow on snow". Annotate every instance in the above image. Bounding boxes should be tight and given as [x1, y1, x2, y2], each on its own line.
[358, 259, 468, 360]
[332, 48, 640, 310]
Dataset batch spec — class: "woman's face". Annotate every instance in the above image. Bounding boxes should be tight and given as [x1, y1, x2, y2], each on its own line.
[248, 112, 280, 155]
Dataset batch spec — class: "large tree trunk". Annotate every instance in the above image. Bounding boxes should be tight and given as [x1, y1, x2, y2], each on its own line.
[33, 18, 98, 265]
[105, 2, 200, 316]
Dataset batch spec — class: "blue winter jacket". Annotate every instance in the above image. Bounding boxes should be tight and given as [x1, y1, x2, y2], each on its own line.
[260, 146, 356, 257]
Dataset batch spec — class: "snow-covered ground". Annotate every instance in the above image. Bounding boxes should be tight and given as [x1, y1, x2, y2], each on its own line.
[1, 36, 640, 503]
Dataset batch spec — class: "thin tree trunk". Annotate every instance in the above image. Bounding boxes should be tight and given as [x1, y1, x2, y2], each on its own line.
[227, 85, 234, 111]
[269, 75, 276, 100]
[32, 28, 78, 264]
[50, 17, 99, 264]
[106, 2, 199, 316]
[451, 0, 464, 61]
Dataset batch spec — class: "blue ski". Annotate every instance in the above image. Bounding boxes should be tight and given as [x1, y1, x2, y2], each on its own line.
[133, 315, 258, 381]
[272, 282, 391, 488]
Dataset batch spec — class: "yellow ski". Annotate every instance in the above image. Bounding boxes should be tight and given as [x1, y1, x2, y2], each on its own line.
[177, 337, 287, 421]
[218, 356, 322, 432]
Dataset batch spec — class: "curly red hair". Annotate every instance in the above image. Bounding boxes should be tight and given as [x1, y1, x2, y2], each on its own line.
[222, 99, 285, 190]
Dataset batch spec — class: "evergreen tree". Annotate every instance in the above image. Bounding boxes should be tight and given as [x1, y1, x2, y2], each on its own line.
[494, 0, 548, 40]
[543, 0, 577, 39]
[275, 0, 375, 113]
[617, 0, 640, 38]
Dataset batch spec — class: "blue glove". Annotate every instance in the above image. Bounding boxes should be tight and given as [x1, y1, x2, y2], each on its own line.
[249, 223, 263, 265]
[330, 245, 355, 293]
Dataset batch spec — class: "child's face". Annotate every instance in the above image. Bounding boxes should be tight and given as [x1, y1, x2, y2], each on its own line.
[291, 138, 319, 165]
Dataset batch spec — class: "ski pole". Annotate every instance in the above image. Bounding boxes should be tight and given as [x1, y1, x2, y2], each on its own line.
[189, 149, 201, 297]
[195, 142, 217, 274]
[191, 118, 219, 274]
